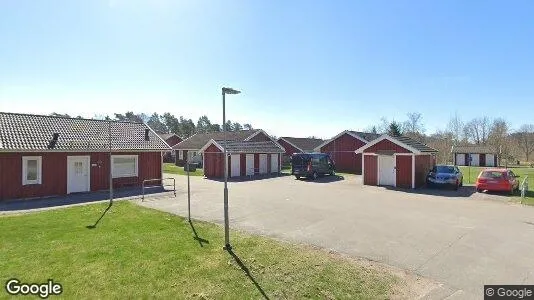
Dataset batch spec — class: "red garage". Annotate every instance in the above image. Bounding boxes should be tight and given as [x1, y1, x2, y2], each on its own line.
[200, 140, 285, 178]
[355, 135, 437, 189]
[314, 130, 379, 174]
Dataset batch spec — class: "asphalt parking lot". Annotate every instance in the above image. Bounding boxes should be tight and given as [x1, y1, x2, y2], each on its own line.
[140, 173, 534, 299]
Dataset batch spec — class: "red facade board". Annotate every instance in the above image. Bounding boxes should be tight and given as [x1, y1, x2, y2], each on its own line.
[363, 155, 378, 185]
[395, 155, 413, 188]
[320, 133, 366, 174]
[415, 155, 434, 188]
[203, 144, 223, 178]
[363, 139, 411, 153]
[0, 152, 162, 201]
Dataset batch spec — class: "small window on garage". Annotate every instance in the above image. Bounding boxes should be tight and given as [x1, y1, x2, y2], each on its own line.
[112, 155, 138, 178]
[22, 156, 42, 185]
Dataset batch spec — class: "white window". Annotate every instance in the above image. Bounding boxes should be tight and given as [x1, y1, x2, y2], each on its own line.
[178, 150, 183, 160]
[112, 155, 138, 178]
[22, 156, 42, 185]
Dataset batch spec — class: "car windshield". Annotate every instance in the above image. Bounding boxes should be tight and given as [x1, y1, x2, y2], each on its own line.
[480, 171, 504, 179]
[435, 166, 455, 173]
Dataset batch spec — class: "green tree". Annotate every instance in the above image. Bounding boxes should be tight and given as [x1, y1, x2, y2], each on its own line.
[388, 121, 402, 136]
[196, 115, 212, 133]
[147, 113, 168, 133]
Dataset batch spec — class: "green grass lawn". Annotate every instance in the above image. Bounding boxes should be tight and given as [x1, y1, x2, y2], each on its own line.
[459, 166, 534, 205]
[163, 163, 204, 176]
[0, 202, 398, 299]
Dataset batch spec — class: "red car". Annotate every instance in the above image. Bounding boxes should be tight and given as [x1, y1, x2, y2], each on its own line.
[475, 168, 520, 194]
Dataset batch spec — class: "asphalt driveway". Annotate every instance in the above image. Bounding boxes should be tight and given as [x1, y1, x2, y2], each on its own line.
[139, 173, 534, 299]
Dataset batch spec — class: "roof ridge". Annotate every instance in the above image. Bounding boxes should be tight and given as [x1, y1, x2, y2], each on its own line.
[0, 111, 145, 125]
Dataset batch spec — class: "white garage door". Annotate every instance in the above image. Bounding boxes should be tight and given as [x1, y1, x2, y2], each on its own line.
[259, 154, 268, 174]
[378, 155, 395, 186]
[231, 154, 240, 177]
[486, 154, 495, 167]
[270, 154, 278, 173]
[246, 154, 254, 176]
[456, 154, 465, 166]
[470, 154, 479, 166]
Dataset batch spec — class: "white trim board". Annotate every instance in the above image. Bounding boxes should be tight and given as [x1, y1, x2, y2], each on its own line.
[354, 135, 421, 154]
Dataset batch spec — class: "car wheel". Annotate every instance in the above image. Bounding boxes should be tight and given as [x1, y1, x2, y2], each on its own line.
[330, 170, 335, 176]
[460, 179, 463, 187]
[295, 175, 301, 180]
[454, 183, 459, 191]
[312, 172, 318, 180]
[476, 188, 482, 193]
[509, 186, 515, 195]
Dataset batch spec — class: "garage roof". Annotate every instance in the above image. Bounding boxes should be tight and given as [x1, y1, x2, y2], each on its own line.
[355, 134, 437, 154]
[0, 112, 170, 152]
[451, 145, 496, 154]
[200, 140, 285, 154]
[172, 130, 258, 150]
[278, 137, 324, 152]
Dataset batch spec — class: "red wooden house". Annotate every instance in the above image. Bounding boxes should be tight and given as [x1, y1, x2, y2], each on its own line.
[355, 135, 437, 189]
[197, 130, 285, 178]
[314, 130, 380, 174]
[277, 137, 324, 164]
[0, 112, 170, 201]
[157, 133, 183, 163]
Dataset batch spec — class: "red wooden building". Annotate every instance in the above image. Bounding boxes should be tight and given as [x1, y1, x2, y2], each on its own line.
[157, 133, 183, 163]
[277, 137, 324, 164]
[200, 138, 285, 178]
[355, 135, 437, 189]
[314, 130, 380, 174]
[0, 112, 170, 201]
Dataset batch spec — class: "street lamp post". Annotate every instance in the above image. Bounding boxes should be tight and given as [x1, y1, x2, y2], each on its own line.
[222, 87, 240, 250]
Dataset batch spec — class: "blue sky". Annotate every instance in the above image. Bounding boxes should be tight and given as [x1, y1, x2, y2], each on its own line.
[1, 0, 533, 138]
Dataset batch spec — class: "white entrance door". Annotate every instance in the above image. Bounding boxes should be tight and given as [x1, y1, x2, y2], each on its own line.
[231, 154, 241, 177]
[67, 156, 90, 194]
[456, 154, 465, 166]
[470, 154, 480, 166]
[259, 154, 268, 174]
[246, 154, 254, 176]
[270, 154, 279, 173]
[378, 155, 395, 186]
[486, 154, 495, 167]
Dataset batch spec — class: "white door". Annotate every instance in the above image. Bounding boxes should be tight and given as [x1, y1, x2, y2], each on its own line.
[270, 154, 279, 173]
[470, 154, 479, 166]
[378, 155, 395, 186]
[259, 154, 268, 174]
[231, 154, 241, 177]
[486, 154, 495, 167]
[67, 156, 90, 194]
[456, 154, 465, 166]
[246, 154, 254, 176]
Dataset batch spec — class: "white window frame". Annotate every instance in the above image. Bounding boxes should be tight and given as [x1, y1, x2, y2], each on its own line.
[22, 156, 42, 185]
[111, 155, 138, 178]
[178, 150, 183, 160]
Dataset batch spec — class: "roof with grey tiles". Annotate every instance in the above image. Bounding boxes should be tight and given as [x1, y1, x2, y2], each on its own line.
[173, 130, 259, 150]
[212, 140, 285, 153]
[0, 112, 170, 151]
[393, 135, 437, 153]
[348, 131, 381, 142]
[279, 137, 324, 152]
[452, 145, 496, 154]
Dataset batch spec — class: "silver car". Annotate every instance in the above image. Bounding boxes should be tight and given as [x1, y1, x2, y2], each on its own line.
[426, 165, 464, 190]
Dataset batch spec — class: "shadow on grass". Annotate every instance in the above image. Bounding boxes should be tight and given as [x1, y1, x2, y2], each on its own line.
[86, 202, 113, 229]
[188, 220, 209, 247]
[226, 248, 269, 300]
